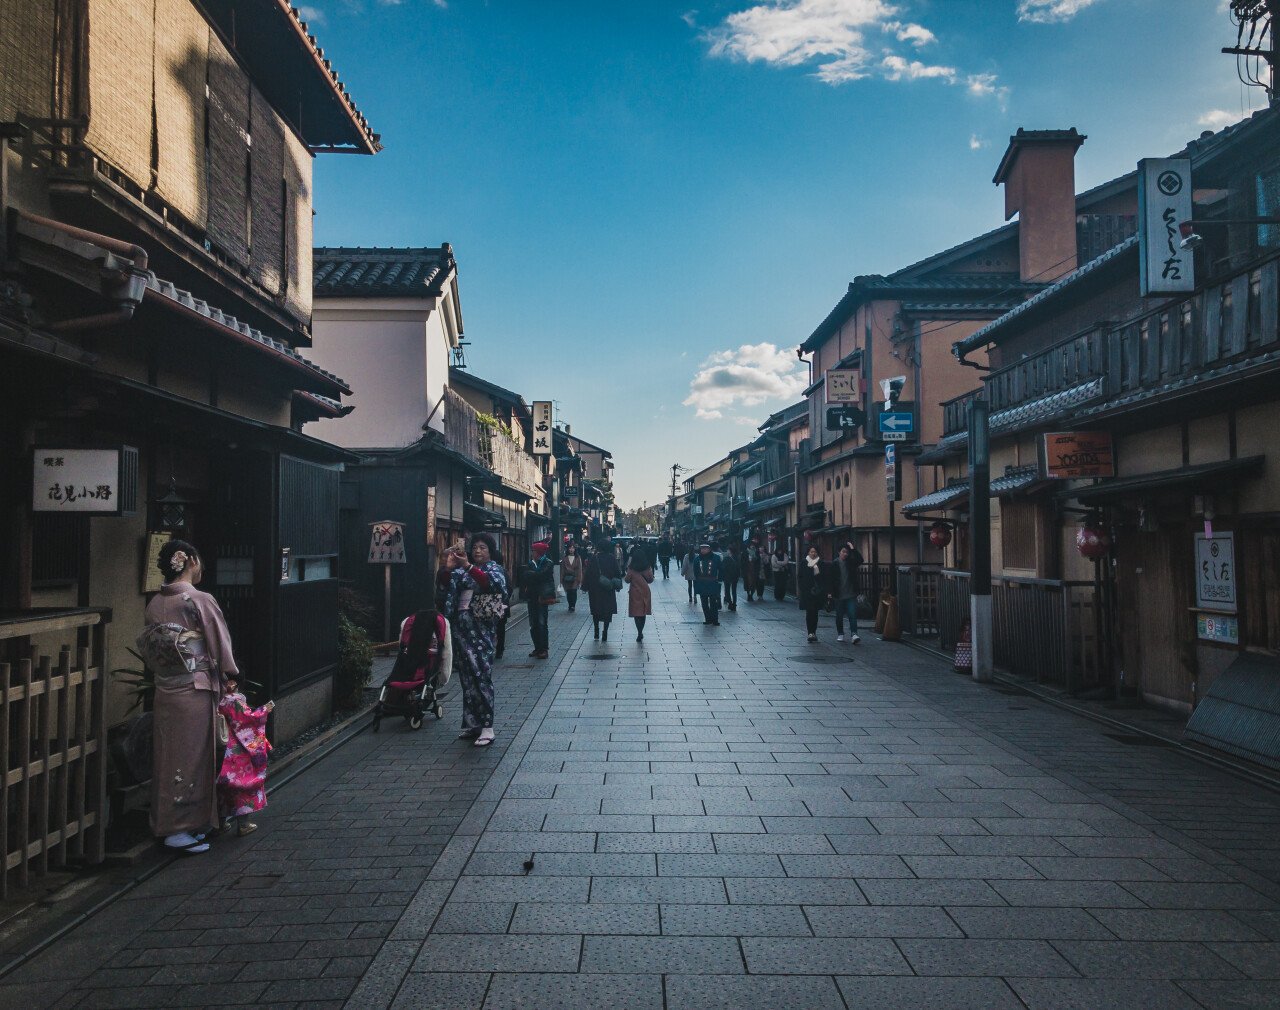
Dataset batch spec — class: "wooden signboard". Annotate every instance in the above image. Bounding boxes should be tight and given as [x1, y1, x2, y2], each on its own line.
[142, 532, 172, 593]
[1040, 432, 1115, 479]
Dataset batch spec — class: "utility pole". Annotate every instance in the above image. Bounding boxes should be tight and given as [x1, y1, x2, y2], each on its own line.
[968, 397, 993, 682]
[1224, 0, 1277, 102]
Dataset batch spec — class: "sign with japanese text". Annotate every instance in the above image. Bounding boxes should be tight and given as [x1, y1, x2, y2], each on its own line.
[532, 401, 553, 455]
[825, 369, 860, 405]
[1194, 532, 1236, 613]
[368, 520, 407, 564]
[1040, 431, 1115, 479]
[1138, 158, 1194, 296]
[1197, 613, 1240, 645]
[32, 448, 132, 515]
[142, 532, 172, 594]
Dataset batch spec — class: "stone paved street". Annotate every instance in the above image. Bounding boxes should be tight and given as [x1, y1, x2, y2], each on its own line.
[5, 577, 1280, 1009]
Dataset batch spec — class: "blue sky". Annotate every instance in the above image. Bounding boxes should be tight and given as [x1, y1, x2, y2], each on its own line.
[307, 0, 1265, 508]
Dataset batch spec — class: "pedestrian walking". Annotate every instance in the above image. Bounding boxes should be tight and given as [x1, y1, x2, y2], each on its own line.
[693, 543, 723, 626]
[585, 539, 620, 642]
[522, 541, 555, 659]
[657, 535, 673, 579]
[560, 541, 583, 612]
[216, 677, 274, 837]
[798, 545, 835, 642]
[135, 539, 235, 855]
[770, 546, 790, 601]
[681, 547, 696, 603]
[742, 540, 760, 601]
[442, 533, 508, 747]
[625, 545, 655, 642]
[834, 544, 863, 644]
[721, 543, 740, 612]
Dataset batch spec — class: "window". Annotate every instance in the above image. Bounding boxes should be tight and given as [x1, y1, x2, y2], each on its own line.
[1001, 500, 1038, 571]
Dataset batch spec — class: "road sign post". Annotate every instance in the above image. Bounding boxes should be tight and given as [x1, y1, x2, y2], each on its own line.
[871, 401, 917, 443]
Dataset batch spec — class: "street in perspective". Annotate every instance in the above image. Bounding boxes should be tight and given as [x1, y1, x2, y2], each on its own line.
[1, 1, 1280, 1008]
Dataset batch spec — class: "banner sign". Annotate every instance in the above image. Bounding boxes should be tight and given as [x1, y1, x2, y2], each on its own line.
[532, 401, 553, 455]
[1195, 532, 1236, 613]
[1040, 431, 1115, 479]
[1138, 158, 1194, 296]
[32, 447, 137, 515]
[825, 369, 860, 405]
[368, 520, 407, 564]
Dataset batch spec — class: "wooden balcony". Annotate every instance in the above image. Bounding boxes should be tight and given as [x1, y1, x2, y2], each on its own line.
[444, 387, 544, 499]
[751, 473, 795, 504]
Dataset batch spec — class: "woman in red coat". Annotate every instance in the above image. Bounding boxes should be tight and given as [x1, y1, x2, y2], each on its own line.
[624, 545, 655, 643]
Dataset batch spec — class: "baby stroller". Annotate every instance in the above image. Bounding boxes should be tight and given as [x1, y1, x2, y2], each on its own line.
[374, 611, 452, 731]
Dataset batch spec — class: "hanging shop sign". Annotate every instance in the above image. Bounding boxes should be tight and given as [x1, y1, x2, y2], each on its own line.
[368, 520, 407, 564]
[825, 368, 861, 405]
[884, 444, 901, 502]
[1138, 157, 1194, 296]
[32, 446, 139, 516]
[531, 401, 553, 455]
[1040, 431, 1115, 479]
[1194, 531, 1236, 613]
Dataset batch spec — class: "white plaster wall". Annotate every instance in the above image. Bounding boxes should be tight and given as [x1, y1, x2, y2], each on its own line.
[423, 309, 450, 434]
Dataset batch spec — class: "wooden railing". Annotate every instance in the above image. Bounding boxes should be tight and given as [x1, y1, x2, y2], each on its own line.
[0, 609, 109, 898]
[943, 251, 1280, 438]
[444, 387, 544, 499]
[897, 566, 942, 637]
[751, 473, 795, 503]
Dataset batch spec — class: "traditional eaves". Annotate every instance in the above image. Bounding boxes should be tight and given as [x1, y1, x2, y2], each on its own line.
[314, 247, 454, 298]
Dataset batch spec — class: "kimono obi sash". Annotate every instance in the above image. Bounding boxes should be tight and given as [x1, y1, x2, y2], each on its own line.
[136, 622, 216, 692]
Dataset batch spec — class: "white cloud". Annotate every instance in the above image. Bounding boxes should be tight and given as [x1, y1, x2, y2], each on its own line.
[1198, 108, 1245, 132]
[700, 0, 1003, 97]
[681, 9, 699, 27]
[296, 3, 325, 22]
[1016, 0, 1101, 23]
[969, 133, 986, 150]
[683, 342, 807, 421]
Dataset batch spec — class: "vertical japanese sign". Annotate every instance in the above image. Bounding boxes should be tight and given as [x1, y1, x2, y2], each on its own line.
[532, 401, 553, 455]
[1138, 158, 1194, 296]
[1194, 531, 1236, 612]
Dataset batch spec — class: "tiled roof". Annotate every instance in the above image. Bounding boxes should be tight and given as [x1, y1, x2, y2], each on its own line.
[144, 276, 350, 395]
[991, 466, 1042, 496]
[902, 482, 971, 514]
[314, 247, 454, 298]
[293, 390, 352, 419]
[901, 299, 1030, 315]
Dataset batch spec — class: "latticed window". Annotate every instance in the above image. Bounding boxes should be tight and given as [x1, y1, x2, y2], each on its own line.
[1001, 499, 1039, 572]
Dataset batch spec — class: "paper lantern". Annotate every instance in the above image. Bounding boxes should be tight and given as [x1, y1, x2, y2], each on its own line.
[929, 521, 952, 548]
[1076, 523, 1110, 560]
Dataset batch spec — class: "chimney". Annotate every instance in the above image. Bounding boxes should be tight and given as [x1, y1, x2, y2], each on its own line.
[993, 128, 1086, 284]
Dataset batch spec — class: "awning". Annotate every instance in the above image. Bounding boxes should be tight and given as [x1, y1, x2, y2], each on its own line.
[991, 466, 1045, 497]
[813, 525, 852, 537]
[762, 517, 785, 529]
[748, 492, 795, 514]
[464, 501, 508, 530]
[902, 482, 971, 515]
[1065, 456, 1264, 505]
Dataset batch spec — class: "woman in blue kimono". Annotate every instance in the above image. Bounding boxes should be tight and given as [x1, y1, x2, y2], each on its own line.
[443, 532, 508, 747]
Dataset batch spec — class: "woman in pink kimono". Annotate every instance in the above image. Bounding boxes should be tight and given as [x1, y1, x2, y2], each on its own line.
[138, 539, 238, 855]
[217, 679, 273, 835]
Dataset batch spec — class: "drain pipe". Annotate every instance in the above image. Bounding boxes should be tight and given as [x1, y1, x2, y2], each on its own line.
[13, 210, 149, 331]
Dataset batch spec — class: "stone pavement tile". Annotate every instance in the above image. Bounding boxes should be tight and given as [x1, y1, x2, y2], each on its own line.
[858, 879, 1006, 906]
[474, 831, 596, 853]
[1178, 980, 1280, 1009]
[76, 966, 160, 988]
[657, 853, 784, 877]
[836, 976, 1024, 1010]
[468, 852, 656, 876]
[1088, 908, 1266, 941]
[666, 974, 845, 1010]
[1206, 942, 1280, 978]
[235, 957, 329, 981]
[258, 976, 359, 1002]
[61, 985, 186, 1010]
[542, 814, 653, 832]
[590, 876, 728, 903]
[658, 903, 811, 936]
[941, 835, 1073, 856]
[414, 933, 581, 973]
[432, 902, 517, 934]
[740, 936, 910, 974]
[977, 818, 1100, 836]
[600, 798, 704, 815]
[805, 905, 963, 938]
[451, 875, 590, 903]
[389, 971, 490, 1010]
[1012, 978, 1203, 1009]
[1052, 939, 1244, 978]
[903, 855, 1041, 879]
[945, 907, 1113, 939]
[1024, 856, 1172, 880]
[510, 902, 659, 935]
[991, 880, 1145, 907]
[484, 972, 664, 1010]
[1059, 835, 1194, 858]
[597, 832, 714, 853]
[711, 832, 833, 853]
[725, 877, 867, 905]
[580, 935, 743, 973]
[654, 815, 765, 833]
[898, 938, 1078, 977]
[1145, 856, 1238, 882]
[870, 816, 987, 834]
[1230, 911, 1280, 940]
[828, 834, 953, 855]
[780, 854, 913, 878]
[146, 961, 242, 986]
[1122, 882, 1277, 909]
[757, 816, 877, 834]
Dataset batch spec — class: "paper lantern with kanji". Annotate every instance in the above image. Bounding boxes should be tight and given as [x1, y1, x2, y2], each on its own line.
[929, 521, 952, 548]
[1076, 523, 1110, 559]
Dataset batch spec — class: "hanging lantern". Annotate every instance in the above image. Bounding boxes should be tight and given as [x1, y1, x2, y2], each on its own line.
[929, 521, 952, 548]
[1076, 522, 1110, 560]
[155, 479, 191, 532]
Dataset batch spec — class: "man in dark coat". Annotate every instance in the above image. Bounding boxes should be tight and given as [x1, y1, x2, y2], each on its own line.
[720, 544, 741, 612]
[693, 543, 723, 626]
[657, 536, 673, 579]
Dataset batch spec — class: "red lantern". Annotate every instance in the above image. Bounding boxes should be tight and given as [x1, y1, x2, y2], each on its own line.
[929, 521, 952, 548]
[1076, 523, 1110, 559]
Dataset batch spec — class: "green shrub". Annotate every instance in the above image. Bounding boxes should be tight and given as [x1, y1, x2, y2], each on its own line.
[335, 612, 373, 710]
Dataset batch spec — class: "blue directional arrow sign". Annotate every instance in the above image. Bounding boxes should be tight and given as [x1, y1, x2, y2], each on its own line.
[879, 411, 914, 441]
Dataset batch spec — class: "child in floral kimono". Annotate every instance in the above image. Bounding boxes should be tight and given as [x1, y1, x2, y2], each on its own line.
[217, 679, 274, 836]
